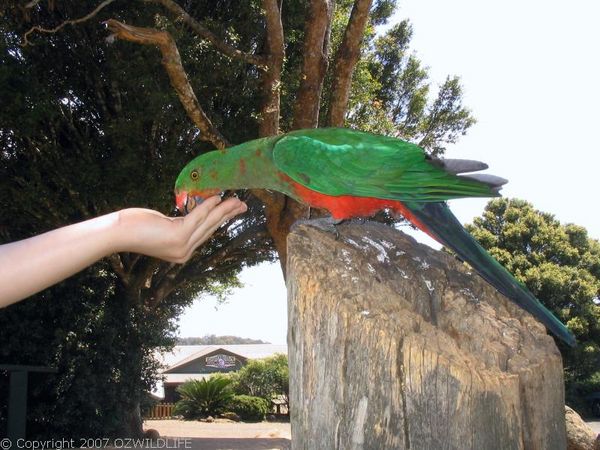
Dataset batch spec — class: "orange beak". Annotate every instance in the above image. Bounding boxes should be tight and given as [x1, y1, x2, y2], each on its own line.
[175, 191, 188, 212]
[174, 189, 221, 214]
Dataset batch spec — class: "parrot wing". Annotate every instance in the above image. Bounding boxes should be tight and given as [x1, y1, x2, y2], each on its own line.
[405, 201, 576, 346]
[272, 128, 504, 202]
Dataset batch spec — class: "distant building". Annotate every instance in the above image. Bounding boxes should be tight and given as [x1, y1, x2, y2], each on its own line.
[153, 344, 287, 402]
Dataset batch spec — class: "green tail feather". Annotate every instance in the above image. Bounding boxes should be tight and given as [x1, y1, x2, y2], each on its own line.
[407, 202, 576, 347]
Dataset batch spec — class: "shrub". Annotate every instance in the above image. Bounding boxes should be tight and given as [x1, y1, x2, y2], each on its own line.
[226, 395, 270, 422]
[173, 376, 234, 419]
[230, 354, 289, 409]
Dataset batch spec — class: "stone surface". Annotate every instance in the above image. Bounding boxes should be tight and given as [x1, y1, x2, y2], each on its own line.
[287, 223, 566, 450]
[220, 412, 242, 422]
[566, 406, 600, 450]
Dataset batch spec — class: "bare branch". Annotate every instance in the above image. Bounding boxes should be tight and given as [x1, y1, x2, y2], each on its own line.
[130, 257, 161, 299]
[145, 225, 270, 307]
[147, 0, 268, 69]
[174, 226, 271, 284]
[108, 253, 129, 284]
[328, 0, 373, 126]
[22, 0, 118, 46]
[258, 0, 285, 136]
[260, 0, 337, 268]
[105, 19, 229, 149]
[150, 261, 181, 299]
[25, 0, 42, 8]
[292, 0, 335, 129]
[148, 278, 176, 308]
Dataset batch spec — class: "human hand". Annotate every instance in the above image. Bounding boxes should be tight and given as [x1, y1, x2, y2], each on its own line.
[0, 196, 247, 307]
[115, 196, 247, 263]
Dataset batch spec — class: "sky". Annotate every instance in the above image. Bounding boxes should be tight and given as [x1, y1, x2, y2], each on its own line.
[177, 0, 600, 345]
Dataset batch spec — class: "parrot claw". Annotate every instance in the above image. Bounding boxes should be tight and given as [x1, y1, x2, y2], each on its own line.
[292, 216, 343, 239]
[348, 217, 367, 225]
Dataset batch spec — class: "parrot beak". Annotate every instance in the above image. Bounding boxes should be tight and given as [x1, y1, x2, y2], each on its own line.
[175, 191, 188, 213]
[175, 189, 223, 215]
[175, 191, 206, 215]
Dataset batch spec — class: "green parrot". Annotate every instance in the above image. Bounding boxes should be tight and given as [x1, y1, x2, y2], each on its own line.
[175, 128, 575, 346]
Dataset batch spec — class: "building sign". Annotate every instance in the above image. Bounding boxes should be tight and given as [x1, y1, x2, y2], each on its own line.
[206, 354, 237, 368]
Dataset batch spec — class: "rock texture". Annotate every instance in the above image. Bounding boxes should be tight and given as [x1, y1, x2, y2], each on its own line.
[287, 223, 566, 450]
[565, 406, 600, 450]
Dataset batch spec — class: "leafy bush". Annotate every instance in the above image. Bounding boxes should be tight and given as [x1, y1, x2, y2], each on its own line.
[173, 376, 234, 419]
[230, 354, 289, 407]
[226, 395, 270, 422]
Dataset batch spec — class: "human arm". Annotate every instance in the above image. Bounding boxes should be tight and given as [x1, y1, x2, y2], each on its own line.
[0, 196, 247, 308]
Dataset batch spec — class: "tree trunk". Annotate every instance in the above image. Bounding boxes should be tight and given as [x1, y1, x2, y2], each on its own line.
[259, 0, 284, 137]
[287, 222, 567, 450]
[292, 0, 334, 129]
[121, 402, 144, 438]
[328, 0, 373, 127]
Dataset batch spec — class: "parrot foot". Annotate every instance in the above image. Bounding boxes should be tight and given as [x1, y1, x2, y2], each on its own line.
[348, 217, 368, 225]
[292, 216, 343, 239]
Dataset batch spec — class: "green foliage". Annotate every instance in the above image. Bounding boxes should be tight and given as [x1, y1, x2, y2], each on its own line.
[0, 0, 273, 438]
[370, 0, 398, 26]
[314, 0, 476, 156]
[230, 354, 289, 406]
[466, 198, 600, 409]
[0, 266, 180, 438]
[173, 376, 234, 419]
[225, 395, 270, 422]
[177, 335, 269, 345]
[344, 20, 476, 155]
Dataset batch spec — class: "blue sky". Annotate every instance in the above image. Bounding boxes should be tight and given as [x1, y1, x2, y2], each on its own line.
[177, 0, 600, 344]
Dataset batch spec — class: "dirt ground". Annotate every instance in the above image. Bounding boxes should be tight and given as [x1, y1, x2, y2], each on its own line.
[144, 419, 598, 449]
[143, 420, 291, 450]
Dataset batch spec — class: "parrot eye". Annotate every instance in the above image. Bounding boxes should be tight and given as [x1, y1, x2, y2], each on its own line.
[190, 169, 200, 181]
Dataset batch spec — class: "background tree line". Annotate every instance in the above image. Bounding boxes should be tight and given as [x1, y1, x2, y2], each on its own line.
[176, 335, 269, 345]
[466, 198, 600, 411]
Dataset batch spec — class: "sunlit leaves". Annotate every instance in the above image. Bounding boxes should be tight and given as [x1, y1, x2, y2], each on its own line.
[467, 198, 600, 408]
[340, 19, 475, 155]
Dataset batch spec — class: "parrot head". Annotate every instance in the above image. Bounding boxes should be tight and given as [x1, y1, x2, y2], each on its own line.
[174, 154, 224, 214]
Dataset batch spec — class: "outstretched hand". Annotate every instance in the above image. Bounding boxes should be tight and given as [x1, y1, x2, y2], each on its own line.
[0, 195, 247, 308]
[116, 196, 247, 263]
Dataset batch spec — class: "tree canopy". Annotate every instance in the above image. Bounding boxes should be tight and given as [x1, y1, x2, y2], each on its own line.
[466, 198, 600, 409]
[0, 0, 475, 436]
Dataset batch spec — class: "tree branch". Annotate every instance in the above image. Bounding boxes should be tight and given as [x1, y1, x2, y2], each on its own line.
[105, 19, 229, 149]
[148, 225, 271, 308]
[22, 0, 118, 46]
[292, 0, 335, 129]
[258, 0, 285, 137]
[147, 0, 268, 69]
[328, 0, 373, 126]
[25, 0, 43, 8]
[108, 253, 129, 284]
[130, 257, 162, 300]
[175, 225, 270, 284]
[260, 0, 336, 273]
